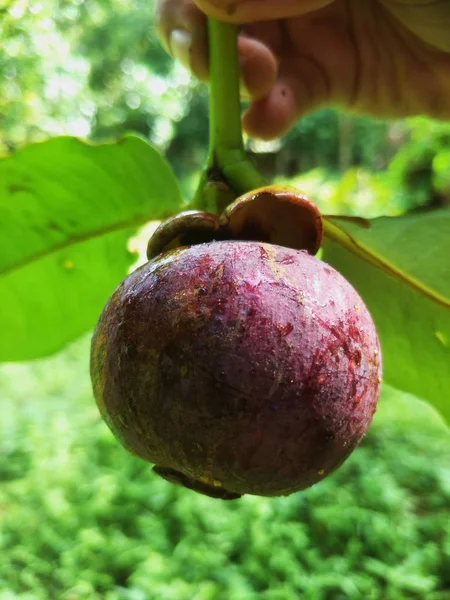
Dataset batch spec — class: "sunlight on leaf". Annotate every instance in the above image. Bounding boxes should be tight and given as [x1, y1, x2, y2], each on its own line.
[0, 136, 183, 361]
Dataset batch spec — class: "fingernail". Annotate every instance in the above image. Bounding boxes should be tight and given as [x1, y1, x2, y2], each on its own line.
[169, 29, 193, 70]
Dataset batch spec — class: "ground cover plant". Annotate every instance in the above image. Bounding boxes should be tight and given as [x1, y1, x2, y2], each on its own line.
[1, 337, 449, 600]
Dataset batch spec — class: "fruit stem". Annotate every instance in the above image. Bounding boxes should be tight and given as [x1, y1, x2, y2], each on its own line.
[191, 18, 266, 213]
[206, 19, 243, 166]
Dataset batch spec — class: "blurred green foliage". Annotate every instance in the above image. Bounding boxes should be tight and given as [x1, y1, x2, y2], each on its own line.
[1, 338, 449, 600]
[278, 118, 450, 217]
[0, 0, 206, 194]
[2, 0, 450, 209]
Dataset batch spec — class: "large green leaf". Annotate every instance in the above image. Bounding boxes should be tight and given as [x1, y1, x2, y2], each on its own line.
[372, 384, 448, 435]
[322, 209, 450, 423]
[0, 136, 183, 361]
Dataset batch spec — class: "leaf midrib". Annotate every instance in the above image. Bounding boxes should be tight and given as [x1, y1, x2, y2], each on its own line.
[0, 214, 152, 278]
[323, 219, 450, 310]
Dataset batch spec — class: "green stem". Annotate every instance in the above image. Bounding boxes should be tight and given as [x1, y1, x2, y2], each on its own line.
[192, 18, 266, 212]
[207, 19, 244, 166]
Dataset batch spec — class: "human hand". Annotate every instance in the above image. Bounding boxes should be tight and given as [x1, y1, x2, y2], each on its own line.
[155, 0, 450, 140]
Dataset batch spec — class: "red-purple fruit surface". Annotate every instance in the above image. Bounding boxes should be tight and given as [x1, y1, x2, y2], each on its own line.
[91, 241, 381, 499]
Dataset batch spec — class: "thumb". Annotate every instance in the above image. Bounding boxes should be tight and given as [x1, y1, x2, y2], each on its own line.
[194, 0, 334, 23]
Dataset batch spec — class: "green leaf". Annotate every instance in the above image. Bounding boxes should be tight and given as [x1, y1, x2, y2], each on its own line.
[372, 384, 448, 435]
[322, 209, 450, 423]
[0, 136, 183, 361]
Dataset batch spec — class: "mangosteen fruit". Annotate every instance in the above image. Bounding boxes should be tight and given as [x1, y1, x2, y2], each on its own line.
[91, 188, 381, 499]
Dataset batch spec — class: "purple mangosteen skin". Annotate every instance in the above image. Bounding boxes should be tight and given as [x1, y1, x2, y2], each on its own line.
[91, 240, 381, 498]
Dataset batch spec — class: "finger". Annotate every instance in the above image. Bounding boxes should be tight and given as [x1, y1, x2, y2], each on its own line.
[154, 1, 279, 94]
[238, 36, 279, 100]
[154, 0, 209, 80]
[242, 58, 330, 139]
[194, 0, 334, 23]
[380, 0, 450, 51]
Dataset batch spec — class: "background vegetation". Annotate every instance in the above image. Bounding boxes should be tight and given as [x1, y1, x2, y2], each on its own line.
[1, 337, 449, 600]
[2, 0, 450, 213]
[1, 1, 449, 598]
